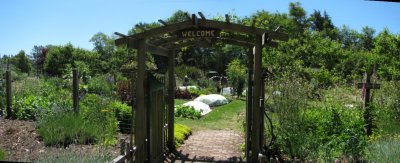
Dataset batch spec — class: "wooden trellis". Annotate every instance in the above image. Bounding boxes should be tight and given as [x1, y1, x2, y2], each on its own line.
[114, 12, 288, 163]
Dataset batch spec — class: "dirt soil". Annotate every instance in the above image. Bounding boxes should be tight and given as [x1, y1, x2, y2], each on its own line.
[0, 118, 128, 162]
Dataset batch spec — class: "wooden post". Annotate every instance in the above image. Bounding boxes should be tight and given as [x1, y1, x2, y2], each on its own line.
[246, 48, 254, 161]
[258, 154, 266, 163]
[167, 49, 176, 150]
[260, 72, 265, 149]
[357, 71, 380, 136]
[251, 35, 263, 162]
[135, 39, 147, 162]
[120, 138, 126, 155]
[72, 67, 79, 114]
[5, 69, 12, 119]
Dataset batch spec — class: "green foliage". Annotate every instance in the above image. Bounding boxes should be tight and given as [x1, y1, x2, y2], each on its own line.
[87, 75, 115, 96]
[175, 65, 204, 81]
[11, 50, 32, 74]
[0, 147, 5, 160]
[365, 137, 400, 162]
[37, 94, 118, 147]
[12, 78, 72, 120]
[226, 59, 246, 98]
[376, 81, 400, 123]
[45, 44, 74, 76]
[175, 105, 201, 119]
[174, 124, 192, 147]
[267, 77, 367, 160]
[80, 94, 118, 145]
[37, 111, 101, 146]
[187, 87, 214, 97]
[37, 150, 113, 163]
[110, 101, 132, 133]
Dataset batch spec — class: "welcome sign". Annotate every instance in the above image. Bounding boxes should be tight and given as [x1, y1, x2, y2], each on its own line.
[177, 28, 221, 38]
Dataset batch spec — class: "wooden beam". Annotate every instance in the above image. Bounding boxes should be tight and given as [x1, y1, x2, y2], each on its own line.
[251, 19, 256, 28]
[251, 34, 263, 162]
[185, 13, 191, 21]
[136, 24, 147, 31]
[125, 38, 168, 56]
[198, 12, 206, 20]
[135, 39, 147, 163]
[158, 19, 168, 26]
[192, 14, 198, 26]
[126, 21, 194, 39]
[115, 37, 128, 46]
[216, 38, 253, 48]
[264, 41, 278, 48]
[225, 14, 230, 23]
[167, 49, 175, 150]
[245, 48, 254, 161]
[114, 32, 127, 37]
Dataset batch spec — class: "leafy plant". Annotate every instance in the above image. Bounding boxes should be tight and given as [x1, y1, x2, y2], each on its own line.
[12, 78, 72, 120]
[87, 75, 115, 96]
[175, 105, 201, 119]
[80, 94, 118, 145]
[226, 59, 246, 99]
[37, 111, 102, 146]
[174, 124, 192, 147]
[111, 101, 132, 133]
[365, 137, 400, 162]
[0, 147, 5, 160]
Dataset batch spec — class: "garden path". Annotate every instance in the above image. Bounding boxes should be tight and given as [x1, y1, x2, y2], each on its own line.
[168, 129, 244, 162]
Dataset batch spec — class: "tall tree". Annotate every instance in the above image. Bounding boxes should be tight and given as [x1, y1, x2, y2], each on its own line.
[31, 45, 48, 77]
[309, 10, 337, 39]
[90, 32, 115, 60]
[338, 25, 362, 50]
[44, 44, 74, 76]
[12, 50, 32, 74]
[288, 2, 308, 36]
[361, 26, 376, 51]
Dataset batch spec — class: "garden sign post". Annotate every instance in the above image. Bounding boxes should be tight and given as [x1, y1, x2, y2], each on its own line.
[357, 70, 380, 136]
[6, 68, 12, 119]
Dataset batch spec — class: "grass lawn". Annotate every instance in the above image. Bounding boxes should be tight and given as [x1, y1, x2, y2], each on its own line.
[175, 99, 246, 132]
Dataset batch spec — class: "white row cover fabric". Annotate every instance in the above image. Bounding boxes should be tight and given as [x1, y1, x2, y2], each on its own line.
[178, 85, 198, 91]
[182, 101, 211, 115]
[194, 94, 229, 107]
[221, 87, 233, 96]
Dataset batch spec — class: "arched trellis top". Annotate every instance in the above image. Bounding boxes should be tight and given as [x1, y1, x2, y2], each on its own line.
[115, 16, 288, 56]
[119, 19, 288, 40]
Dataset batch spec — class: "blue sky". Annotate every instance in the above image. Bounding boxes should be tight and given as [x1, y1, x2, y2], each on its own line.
[0, 0, 399, 55]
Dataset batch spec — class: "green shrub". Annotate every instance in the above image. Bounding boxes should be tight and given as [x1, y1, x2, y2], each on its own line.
[366, 137, 400, 162]
[37, 150, 113, 163]
[110, 101, 132, 133]
[0, 147, 5, 160]
[175, 65, 204, 80]
[267, 77, 366, 160]
[174, 124, 192, 147]
[37, 111, 101, 146]
[188, 87, 214, 97]
[80, 94, 118, 145]
[12, 78, 72, 120]
[175, 105, 201, 119]
[87, 75, 115, 96]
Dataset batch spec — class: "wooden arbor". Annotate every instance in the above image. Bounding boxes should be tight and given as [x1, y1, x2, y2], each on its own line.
[115, 13, 288, 162]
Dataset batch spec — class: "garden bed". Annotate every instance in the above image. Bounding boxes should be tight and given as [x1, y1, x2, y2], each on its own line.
[0, 118, 127, 162]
